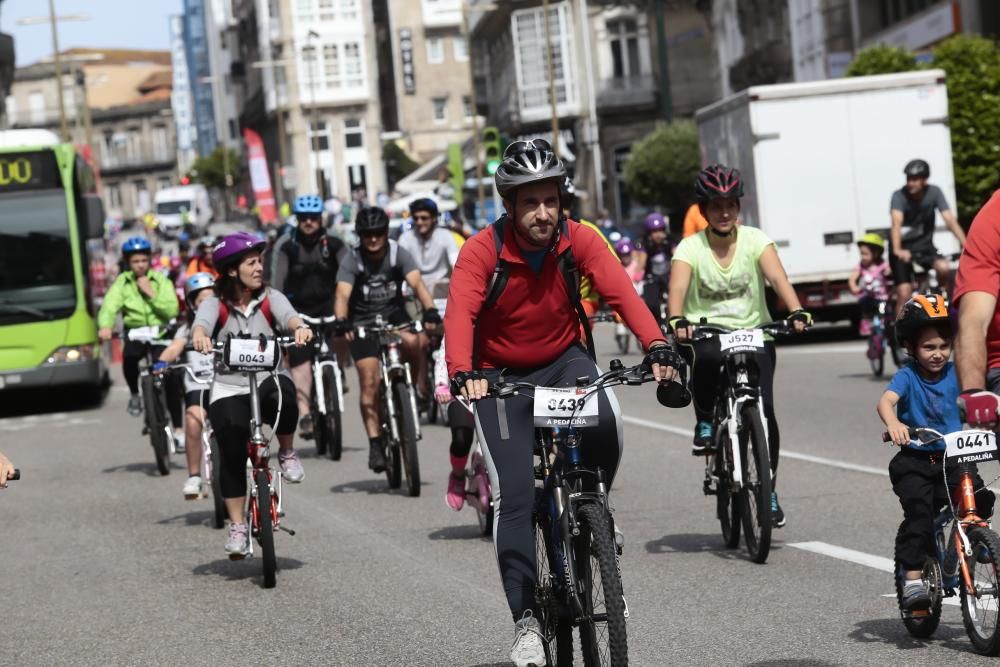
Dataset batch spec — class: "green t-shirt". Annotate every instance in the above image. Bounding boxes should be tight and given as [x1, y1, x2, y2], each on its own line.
[672, 226, 775, 329]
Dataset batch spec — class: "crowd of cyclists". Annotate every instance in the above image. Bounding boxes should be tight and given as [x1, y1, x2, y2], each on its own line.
[7, 135, 1000, 665]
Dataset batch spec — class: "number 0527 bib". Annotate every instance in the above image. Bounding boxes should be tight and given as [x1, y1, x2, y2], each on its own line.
[533, 387, 600, 428]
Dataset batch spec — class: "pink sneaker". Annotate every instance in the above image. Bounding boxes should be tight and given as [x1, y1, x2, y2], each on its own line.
[446, 472, 465, 511]
[859, 318, 872, 336]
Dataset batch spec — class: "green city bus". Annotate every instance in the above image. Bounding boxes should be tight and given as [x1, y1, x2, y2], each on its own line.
[0, 130, 109, 393]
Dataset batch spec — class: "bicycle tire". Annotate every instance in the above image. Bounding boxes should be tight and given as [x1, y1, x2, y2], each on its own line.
[534, 510, 573, 667]
[894, 528, 942, 638]
[474, 464, 494, 537]
[616, 334, 630, 355]
[321, 366, 343, 461]
[575, 503, 628, 666]
[382, 388, 402, 489]
[394, 381, 421, 497]
[961, 526, 1000, 654]
[738, 404, 772, 564]
[716, 428, 741, 548]
[141, 374, 171, 476]
[869, 339, 885, 378]
[255, 468, 277, 589]
[209, 436, 225, 530]
[313, 399, 328, 457]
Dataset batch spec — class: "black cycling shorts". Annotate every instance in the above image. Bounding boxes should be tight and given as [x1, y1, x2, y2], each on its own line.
[349, 310, 410, 361]
[184, 390, 209, 411]
[890, 249, 940, 286]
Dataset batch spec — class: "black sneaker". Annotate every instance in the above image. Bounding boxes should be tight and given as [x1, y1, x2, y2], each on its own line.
[692, 421, 714, 455]
[127, 395, 142, 417]
[368, 439, 387, 473]
[900, 582, 931, 611]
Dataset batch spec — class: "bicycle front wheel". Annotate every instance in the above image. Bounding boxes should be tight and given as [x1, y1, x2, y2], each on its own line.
[255, 468, 277, 589]
[141, 375, 170, 476]
[321, 365, 343, 461]
[394, 381, 421, 497]
[575, 503, 628, 666]
[961, 526, 1000, 655]
[381, 388, 402, 489]
[869, 335, 885, 378]
[738, 404, 772, 564]
[534, 508, 572, 666]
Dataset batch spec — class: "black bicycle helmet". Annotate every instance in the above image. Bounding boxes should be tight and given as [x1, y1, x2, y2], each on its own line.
[495, 138, 567, 199]
[694, 164, 744, 202]
[904, 159, 930, 179]
[409, 198, 438, 217]
[895, 293, 950, 345]
[355, 206, 390, 234]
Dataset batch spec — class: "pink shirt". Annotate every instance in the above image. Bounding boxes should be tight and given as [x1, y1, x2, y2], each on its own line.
[857, 261, 890, 300]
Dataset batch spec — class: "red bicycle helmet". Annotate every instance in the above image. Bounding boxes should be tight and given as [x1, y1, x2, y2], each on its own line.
[694, 164, 744, 202]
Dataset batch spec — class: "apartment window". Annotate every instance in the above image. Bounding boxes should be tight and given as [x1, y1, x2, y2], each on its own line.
[344, 118, 363, 148]
[29, 92, 44, 124]
[151, 125, 169, 161]
[432, 97, 447, 122]
[322, 44, 340, 88]
[106, 183, 122, 209]
[311, 121, 330, 151]
[5, 95, 16, 125]
[462, 95, 473, 120]
[157, 178, 172, 191]
[607, 19, 641, 79]
[453, 34, 468, 62]
[512, 5, 575, 112]
[318, 0, 335, 21]
[343, 43, 363, 87]
[296, 0, 313, 21]
[229, 119, 238, 140]
[426, 37, 444, 64]
[338, 0, 358, 19]
[125, 128, 141, 162]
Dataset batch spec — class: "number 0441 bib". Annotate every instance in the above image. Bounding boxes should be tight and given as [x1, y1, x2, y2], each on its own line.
[533, 387, 600, 428]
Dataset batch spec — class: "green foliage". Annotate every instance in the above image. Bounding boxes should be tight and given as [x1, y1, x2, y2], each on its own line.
[930, 34, 1000, 221]
[623, 120, 700, 216]
[383, 142, 420, 188]
[844, 45, 921, 77]
[188, 146, 243, 190]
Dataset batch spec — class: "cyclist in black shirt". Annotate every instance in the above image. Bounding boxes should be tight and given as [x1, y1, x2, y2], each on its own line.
[271, 194, 347, 439]
[890, 159, 965, 313]
[334, 207, 440, 472]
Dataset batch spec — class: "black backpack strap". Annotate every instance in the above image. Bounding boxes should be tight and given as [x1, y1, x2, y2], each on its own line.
[482, 218, 509, 312]
[557, 221, 596, 361]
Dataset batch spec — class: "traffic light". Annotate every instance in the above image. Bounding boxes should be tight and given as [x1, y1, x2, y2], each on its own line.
[483, 126, 501, 175]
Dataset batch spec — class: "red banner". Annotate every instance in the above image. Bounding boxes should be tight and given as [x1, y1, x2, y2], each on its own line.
[243, 128, 277, 224]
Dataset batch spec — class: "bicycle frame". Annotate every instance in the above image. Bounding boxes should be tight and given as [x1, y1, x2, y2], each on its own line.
[359, 317, 423, 443]
[300, 315, 345, 418]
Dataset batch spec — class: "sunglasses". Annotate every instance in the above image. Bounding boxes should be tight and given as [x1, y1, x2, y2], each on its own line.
[296, 213, 321, 222]
[359, 230, 387, 239]
[411, 214, 434, 221]
[503, 138, 553, 160]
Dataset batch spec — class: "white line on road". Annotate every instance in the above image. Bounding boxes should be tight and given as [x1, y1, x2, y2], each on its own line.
[778, 342, 867, 356]
[622, 415, 889, 477]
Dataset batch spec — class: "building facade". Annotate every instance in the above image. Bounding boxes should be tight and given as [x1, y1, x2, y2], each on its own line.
[853, 0, 998, 50]
[170, 15, 198, 175]
[184, 0, 219, 156]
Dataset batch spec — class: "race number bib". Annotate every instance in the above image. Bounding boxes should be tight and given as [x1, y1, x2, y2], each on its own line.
[719, 329, 764, 353]
[533, 387, 599, 428]
[127, 326, 161, 342]
[223, 338, 278, 372]
[186, 350, 215, 379]
[945, 430, 998, 465]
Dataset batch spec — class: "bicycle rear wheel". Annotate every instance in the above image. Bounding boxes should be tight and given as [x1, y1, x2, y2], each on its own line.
[534, 509, 572, 666]
[321, 366, 343, 461]
[961, 526, 1000, 654]
[715, 428, 740, 548]
[141, 375, 170, 476]
[738, 404, 772, 564]
[208, 436, 225, 530]
[394, 381, 421, 497]
[575, 503, 628, 666]
[255, 468, 277, 589]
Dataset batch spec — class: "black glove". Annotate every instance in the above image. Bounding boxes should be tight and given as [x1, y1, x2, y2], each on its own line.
[667, 316, 689, 333]
[331, 319, 353, 336]
[641, 343, 681, 373]
[422, 307, 442, 326]
[786, 309, 813, 328]
[450, 370, 485, 398]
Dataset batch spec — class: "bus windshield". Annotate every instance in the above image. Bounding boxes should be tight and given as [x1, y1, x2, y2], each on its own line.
[0, 189, 76, 323]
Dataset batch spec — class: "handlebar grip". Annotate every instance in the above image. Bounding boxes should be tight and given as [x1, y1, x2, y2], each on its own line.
[10, 468, 19, 481]
[881, 432, 891, 443]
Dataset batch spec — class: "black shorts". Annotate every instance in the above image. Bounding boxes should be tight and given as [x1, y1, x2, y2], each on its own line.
[890, 249, 941, 286]
[184, 390, 209, 411]
[349, 310, 410, 361]
[285, 342, 316, 368]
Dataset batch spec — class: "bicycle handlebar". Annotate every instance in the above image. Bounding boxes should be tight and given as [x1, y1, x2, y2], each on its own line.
[881, 426, 943, 445]
[9, 469, 19, 481]
[589, 312, 618, 324]
[487, 362, 655, 401]
[355, 320, 424, 339]
[300, 314, 340, 326]
[688, 320, 795, 340]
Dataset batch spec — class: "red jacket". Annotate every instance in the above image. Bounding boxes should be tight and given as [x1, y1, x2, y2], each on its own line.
[445, 219, 666, 374]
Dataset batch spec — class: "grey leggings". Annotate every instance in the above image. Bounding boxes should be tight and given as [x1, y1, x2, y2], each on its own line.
[474, 345, 624, 621]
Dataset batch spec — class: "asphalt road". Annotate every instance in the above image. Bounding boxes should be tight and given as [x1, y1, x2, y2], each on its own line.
[3, 323, 999, 665]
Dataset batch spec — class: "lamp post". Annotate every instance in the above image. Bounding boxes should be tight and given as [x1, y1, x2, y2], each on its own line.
[304, 30, 321, 195]
[541, 0, 560, 160]
[456, 2, 497, 225]
[17, 9, 90, 142]
[251, 59, 294, 208]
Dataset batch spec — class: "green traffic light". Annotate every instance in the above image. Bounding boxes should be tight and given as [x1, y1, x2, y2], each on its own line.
[486, 159, 500, 175]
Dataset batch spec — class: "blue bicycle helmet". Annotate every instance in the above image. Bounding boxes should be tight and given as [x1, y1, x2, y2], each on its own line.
[409, 197, 439, 217]
[184, 272, 216, 306]
[121, 236, 152, 255]
[293, 194, 324, 216]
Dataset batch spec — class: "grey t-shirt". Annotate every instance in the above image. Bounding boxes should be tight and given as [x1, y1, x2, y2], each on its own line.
[891, 184, 950, 253]
[336, 241, 418, 325]
[192, 287, 300, 402]
[397, 227, 459, 288]
[173, 322, 215, 394]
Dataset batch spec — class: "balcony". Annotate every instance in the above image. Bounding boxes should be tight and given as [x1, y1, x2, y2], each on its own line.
[596, 74, 657, 111]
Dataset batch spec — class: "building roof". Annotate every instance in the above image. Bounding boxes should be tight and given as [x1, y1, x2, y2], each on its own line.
[137, 70, 173, 93]
[50, 48, 171, 67]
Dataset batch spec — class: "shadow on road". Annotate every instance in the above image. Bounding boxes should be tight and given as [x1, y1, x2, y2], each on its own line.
[0, 385, 108, 419]
[743, 661, 843, 666]
[848, 617, 972, 654]
[838, 372, 891, 383]
[193, 556, 306, 587]
[466, 663, 509, 667]
[330, 478, 431, 495]
[774, 323, 856, 347]
[644, 532, 782, 560]
[428, 524, 490, 541]
[101, 460, 182, 476]
[157, 509, 217, 528]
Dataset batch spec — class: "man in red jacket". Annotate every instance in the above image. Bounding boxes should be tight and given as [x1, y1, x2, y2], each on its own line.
[444, 137, 683, 666]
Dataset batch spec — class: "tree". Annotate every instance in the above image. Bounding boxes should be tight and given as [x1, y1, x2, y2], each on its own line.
[383, 142, 420, 191]
[844, 45, 921, 77]
[623, 120, 701, 219]
[188, 146, 244, 191]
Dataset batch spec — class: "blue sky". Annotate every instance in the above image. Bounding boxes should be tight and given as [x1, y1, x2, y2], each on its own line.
[1, 0, 183, 66]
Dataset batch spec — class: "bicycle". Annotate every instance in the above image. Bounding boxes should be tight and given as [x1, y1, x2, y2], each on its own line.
[355, 316, 424, 497]
[299, 314, 346, 461]
[864, 297, 890, 378]
[455, 399, 493, 536]
[589, 312, 636, 356]
[693, 320, 793, 564]
[489, 360, 660, 666]
[129, 326, 177, 476]
[213, 333, 299, 589]
[884, 426, 1000, 655]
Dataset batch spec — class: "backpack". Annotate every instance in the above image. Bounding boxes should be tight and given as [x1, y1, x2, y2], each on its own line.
[477, 217, 595, 364]
[213, 295, 274, 338]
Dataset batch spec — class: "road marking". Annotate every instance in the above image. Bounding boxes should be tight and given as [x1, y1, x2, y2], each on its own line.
[622, 415, 889, 477]
[0, 414, 101, 432]
[778, 342, 867, 356]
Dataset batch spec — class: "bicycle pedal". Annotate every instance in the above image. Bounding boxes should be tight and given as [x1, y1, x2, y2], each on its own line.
[278, 525, 296, 536]
[228, 553, 248, 561]
[141, 426, 149, 435]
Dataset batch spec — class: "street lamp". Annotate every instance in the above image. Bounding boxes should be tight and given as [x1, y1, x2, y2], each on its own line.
[251, 58, 294, 207]
[17, 7, 90, 142]
[303, 29, 322, 194]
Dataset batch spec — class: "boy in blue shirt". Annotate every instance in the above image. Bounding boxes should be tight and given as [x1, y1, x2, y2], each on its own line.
[877, 294, 995, 611]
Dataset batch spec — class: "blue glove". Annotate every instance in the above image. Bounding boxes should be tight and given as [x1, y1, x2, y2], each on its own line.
[152, 361, 169, 374]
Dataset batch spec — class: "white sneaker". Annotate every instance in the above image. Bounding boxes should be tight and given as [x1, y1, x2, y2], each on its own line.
[182, 475, 205, 500]
[225, 522, 250, 559]
[173, 429, 186, 453]
[510, 610, 546, 667]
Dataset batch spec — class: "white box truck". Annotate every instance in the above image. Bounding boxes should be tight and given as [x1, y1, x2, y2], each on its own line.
[154, 184, 213, 238]
[695, 69, 958, 322]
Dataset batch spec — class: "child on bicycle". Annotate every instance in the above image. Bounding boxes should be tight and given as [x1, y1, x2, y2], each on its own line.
[877, 294, 995, 611]
[848, 233, 892, 336]
[154, 273, 217, 501]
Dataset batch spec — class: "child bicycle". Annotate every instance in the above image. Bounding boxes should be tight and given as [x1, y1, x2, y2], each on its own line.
[299, 314, 346, 461]
[886, 426, 1000, 655]
[130, 326, 178, 476]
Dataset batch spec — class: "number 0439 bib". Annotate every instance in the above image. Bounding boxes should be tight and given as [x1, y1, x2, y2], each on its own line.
[533, 387, 600, 428]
